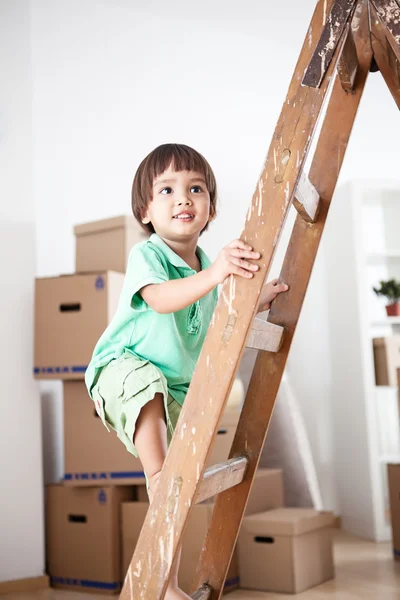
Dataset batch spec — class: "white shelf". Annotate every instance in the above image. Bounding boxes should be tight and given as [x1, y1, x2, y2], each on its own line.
[367, 252, 400, 261]
[380, 455, 400, 464]
[371, 316, 400, 326]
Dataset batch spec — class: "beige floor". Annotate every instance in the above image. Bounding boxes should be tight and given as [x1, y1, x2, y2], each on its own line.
[3, 532, 400, 600]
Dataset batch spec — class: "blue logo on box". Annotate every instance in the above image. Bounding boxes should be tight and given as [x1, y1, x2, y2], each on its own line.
[98, 489, 107, 504]
[95, 276, 105, 290]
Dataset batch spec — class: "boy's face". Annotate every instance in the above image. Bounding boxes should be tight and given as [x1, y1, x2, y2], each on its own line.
[142, 166, 214, 243]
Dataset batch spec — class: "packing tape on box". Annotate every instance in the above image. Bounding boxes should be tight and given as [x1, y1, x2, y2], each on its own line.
[34, 365, 87, 375]
[64, 470, 145, 482]
[50, 576, 121, 591]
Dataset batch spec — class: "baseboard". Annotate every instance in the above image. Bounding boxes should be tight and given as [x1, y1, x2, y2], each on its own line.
[0, 575, 49, 595]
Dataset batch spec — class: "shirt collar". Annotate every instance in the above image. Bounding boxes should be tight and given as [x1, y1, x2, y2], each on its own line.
[149, 233, 210, 271]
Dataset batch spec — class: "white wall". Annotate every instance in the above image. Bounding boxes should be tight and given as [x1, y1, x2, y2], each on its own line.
[31, 0, 400, 512]
[0, 0, 45, 582]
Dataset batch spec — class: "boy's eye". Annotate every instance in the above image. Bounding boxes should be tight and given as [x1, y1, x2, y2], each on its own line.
[160, 187, 172, 195]
[190, 185, 203, 193]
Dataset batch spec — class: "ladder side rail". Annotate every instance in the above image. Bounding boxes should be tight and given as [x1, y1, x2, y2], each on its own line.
[192, 3, 372, 597]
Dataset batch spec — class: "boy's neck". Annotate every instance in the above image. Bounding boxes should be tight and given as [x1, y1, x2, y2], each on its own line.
[158, 234, 201, 272]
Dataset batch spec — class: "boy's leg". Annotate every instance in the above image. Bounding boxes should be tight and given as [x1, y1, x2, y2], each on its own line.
[133, 393, 189, 599]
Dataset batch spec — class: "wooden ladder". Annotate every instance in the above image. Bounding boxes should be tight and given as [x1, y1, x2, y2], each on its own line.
[121, 1, 400, 597]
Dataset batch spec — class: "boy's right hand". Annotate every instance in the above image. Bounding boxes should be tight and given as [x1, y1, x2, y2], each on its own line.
[210, 239, 261, 285]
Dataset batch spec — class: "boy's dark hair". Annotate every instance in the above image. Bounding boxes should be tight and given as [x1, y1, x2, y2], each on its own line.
[132, 143, 217, 235]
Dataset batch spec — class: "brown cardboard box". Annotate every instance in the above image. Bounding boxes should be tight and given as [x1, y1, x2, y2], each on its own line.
[388, 463, 400, 560]
[46, 485, 134, 594]
[74, 216, 148, 274]
[245, 469, 284, 514]
[34, 272, 124, 379]
[122, 502, 239, 595]
[238, 508, 335, 593]
[206, 426, 236, 467]
[373, 336, 400, 386]
[63, 381, 145, 486]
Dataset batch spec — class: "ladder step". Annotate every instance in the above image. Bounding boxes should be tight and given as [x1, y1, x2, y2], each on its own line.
[302, 0, 357, 88]
[190, 584, 212, 600]
[196, 456, 248, 504]
[293, 171, 320, 223]
[246, 319, 284, 352]
[337, 24, 359, 91]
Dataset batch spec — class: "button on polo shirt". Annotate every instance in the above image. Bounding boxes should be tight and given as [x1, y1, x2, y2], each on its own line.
[85, 234, 218, 406]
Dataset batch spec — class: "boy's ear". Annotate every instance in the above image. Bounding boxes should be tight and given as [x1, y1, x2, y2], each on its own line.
[208, 204, 216, 222]
[141, 210, 151, 224]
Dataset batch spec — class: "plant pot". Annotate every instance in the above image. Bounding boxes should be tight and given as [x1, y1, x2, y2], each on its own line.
[386, 303, 400, 317]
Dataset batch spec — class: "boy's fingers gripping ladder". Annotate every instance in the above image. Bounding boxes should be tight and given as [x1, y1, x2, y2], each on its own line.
[120, 0, 399, 597]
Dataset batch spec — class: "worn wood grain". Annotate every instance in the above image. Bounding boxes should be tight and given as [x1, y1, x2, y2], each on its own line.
[303, 0, 358, 87]
[370, 0, 400, 62]
[246, 318, 284, 352]
[337, 24, 359, 89]
[195, 457, 248, 504]
[293, 170, 321, 222]
[192, 2, 372, 599]
[370, 3, 400, 107]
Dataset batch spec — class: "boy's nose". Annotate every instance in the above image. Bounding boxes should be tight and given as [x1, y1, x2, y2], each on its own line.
[177, 196, 192, 206]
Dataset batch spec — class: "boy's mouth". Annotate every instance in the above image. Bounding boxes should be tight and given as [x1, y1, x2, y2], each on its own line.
[173, 212, 194, 220]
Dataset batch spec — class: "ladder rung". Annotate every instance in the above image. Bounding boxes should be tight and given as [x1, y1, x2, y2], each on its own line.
[190, 584, 212, 600]
[246, 318, 284, 352]
[337, 24, 359, 91]
[196, 456, 248, 504]
[293, 171, 320, 223]
[302, 0, 357, 88]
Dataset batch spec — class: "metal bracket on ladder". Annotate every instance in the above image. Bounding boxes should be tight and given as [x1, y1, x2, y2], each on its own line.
[191, 585, 212, 600]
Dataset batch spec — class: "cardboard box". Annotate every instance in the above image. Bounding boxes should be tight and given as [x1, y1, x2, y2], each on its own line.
[206, 425, 236, 468]
[46, 485, 134, 594]
[62, 381, 238, 486]
[63, 381, 145, 486]
[34, 271, 124, 379]
[245, 469, 284, 514]
[388, 463, 400, 560]
[74, 216, 148, 274]
[373, 336, 400, 386]
[122, 502, 239, 595]
[238, 508, 335, 593]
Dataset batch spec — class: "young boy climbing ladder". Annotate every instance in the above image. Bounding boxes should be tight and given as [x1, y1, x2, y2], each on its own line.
[85, 143, 288, 599]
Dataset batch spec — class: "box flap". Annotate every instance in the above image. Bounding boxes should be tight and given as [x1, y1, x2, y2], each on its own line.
[74, 216, 135, 237]
[242, 508, 335, 537]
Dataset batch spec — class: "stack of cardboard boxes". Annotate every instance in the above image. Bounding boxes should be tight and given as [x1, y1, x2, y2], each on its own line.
[35, 216, 335, 595]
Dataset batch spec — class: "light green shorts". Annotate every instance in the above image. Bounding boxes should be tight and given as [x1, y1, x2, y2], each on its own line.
[91, 352, 182, 459]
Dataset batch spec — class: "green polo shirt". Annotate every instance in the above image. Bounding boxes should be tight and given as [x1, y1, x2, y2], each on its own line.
[85, 233, 218, 406]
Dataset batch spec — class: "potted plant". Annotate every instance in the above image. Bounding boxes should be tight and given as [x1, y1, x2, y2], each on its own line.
[373, 279, 400, 316]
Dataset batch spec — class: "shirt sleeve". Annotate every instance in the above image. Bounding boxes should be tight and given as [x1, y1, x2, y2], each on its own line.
[127, 243, 168, 311]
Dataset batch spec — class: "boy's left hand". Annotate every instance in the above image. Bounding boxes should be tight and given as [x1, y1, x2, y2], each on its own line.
[258, 278, 289, 313]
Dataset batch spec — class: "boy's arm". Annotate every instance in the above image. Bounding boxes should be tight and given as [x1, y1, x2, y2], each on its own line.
[140, 239, 260, 314]
[140, 268, 217, 314]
